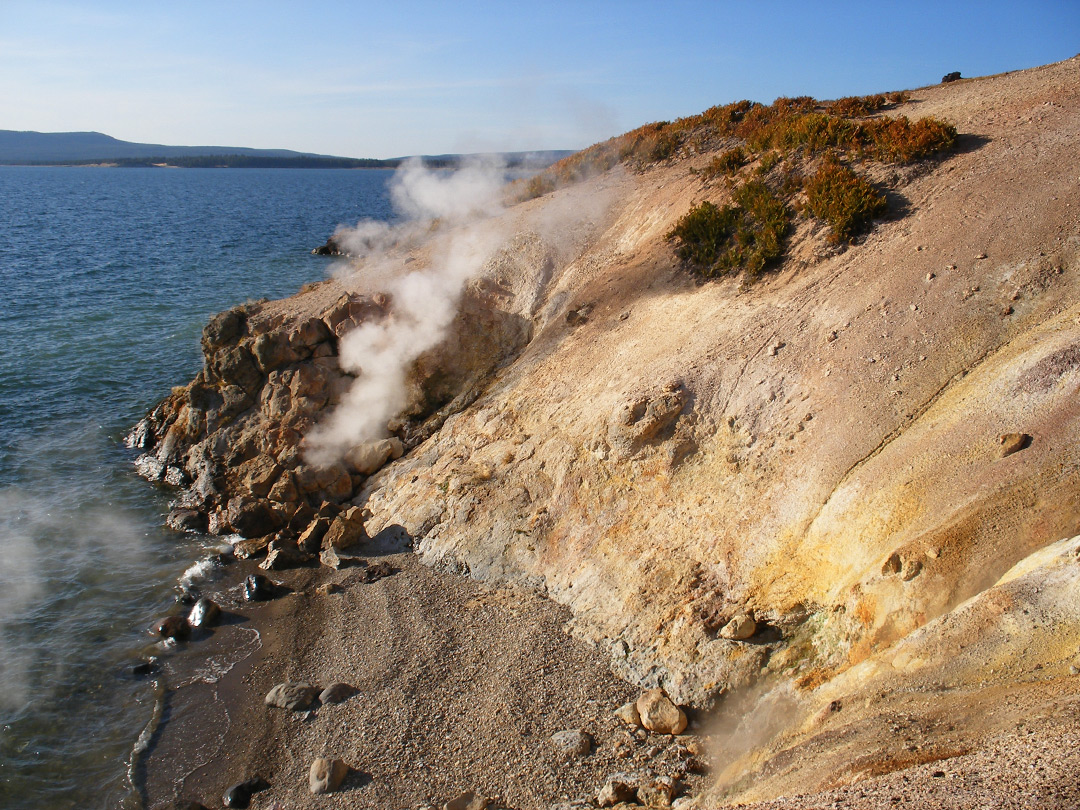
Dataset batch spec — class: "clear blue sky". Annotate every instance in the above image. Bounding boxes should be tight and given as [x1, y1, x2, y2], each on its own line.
[1, 1, 1076, 158]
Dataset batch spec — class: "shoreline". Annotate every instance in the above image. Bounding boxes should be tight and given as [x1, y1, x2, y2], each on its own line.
[136, 546, 709, 810]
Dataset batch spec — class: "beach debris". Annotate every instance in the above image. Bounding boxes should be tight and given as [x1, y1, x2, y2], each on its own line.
[319, 683, 357, 704]
[551, 729, 593, 758]
[636, 689, 688, 735]
[316, 582, 344, 596]
[265, 682, 319, 711]
[615, 700, 642, 727]
[597, 775, 637, 807]
[222, 775, 270, 808]
[309, 757, 349, 794]
[188, 597, 222, 629]
[153, 615, 190, 641]
[719, 613, 757, 640]
[998, 432, 1032, 458]
[443, 791, 489, 810]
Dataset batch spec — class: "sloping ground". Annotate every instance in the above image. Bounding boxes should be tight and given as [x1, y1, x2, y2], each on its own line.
[356, 57, 1080, 801]
[134, 57, 1080, 806]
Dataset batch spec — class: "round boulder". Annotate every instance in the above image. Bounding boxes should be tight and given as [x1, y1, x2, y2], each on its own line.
[636, 688, 687, 735]
[309, 757, 349, 794]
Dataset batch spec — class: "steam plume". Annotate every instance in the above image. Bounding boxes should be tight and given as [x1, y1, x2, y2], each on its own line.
[304, 157, 509, 466]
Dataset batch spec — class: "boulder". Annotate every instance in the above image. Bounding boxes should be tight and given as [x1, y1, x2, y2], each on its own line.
[637, 776, 676, 808]
[243, 573, 280, 602]
[719, 613, 757, 640]
[309, 757, 349, 794]
[188, 597, 221, 628]
[153, 616, 190, 641]
[260, 544, 309, 571]
[233, 535, 272, 560]
[323, 506, 367, 550]
[942, 71, 962, 83]
[167, 507, 207, 533]
[597, 776, 637, 807]
[345, 437, 405, 476]
[319, 546, 344, 569]
[636, 689, 687, 735]
[319, 683, 357, 704]
[265, 682, 319, 711]
[298, 518, 331, 553]
[551, 729, 592, 758]
[267, 470, 299, 504]
[237, 455, 282, 498]
[227, 497, 280, 538]
[615, 700, 642, 727]
[252, 330, 302, 372]
[201, 307, 247, 354]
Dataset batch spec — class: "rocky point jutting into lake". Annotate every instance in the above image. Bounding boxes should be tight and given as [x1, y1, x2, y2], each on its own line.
[131, 57, 1080, 809]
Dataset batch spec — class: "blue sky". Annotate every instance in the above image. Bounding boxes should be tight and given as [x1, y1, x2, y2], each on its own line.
[1, 1, 1076, 158]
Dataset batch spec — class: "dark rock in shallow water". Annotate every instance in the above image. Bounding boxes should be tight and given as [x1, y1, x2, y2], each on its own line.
[243, 573, 280, 602]
[153, 616, 190, 641]
[167, 506, 207, 533]
[132, 658, 160, 677]
[222, 775, 269, 808]
[188, 597, 222, 628]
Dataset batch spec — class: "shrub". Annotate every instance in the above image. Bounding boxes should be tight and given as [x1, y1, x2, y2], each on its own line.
[704, 147, 747, 178]
[829, 94, 887, 118]
[803, 157, 888, 243]
[667, 181, 790, 281]
[863, 116, 958, 162]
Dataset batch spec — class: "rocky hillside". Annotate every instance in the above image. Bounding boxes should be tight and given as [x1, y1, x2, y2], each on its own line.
[132, 56, 1080, 805]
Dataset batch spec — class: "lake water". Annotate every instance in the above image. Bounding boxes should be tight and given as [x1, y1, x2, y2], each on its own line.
[0, 166, 394, 808]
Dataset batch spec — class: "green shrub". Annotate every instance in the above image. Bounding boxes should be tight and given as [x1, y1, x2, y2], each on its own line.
[804, 157, 888, 242]
[667, 181, 790, 281]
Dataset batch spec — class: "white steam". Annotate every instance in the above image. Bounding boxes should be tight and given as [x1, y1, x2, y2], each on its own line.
[304, 157, 510, 466]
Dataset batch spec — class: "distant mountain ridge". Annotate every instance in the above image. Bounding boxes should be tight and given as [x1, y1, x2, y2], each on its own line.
[0, 129, 575, 168]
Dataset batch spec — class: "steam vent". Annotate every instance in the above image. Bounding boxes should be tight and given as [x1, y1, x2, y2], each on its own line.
[133, 57, 1080, 808]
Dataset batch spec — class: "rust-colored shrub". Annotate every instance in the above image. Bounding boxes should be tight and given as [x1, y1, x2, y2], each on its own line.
[804, 157, 888, 242]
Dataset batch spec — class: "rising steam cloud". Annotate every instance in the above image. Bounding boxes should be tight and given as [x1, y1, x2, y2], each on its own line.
[304, 157, 509, 466]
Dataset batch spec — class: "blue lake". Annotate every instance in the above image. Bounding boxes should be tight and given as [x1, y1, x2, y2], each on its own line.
[0, 166, 394, 809]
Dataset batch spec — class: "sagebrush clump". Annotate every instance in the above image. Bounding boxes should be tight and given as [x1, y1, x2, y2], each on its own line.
[803, 157, 888, 243]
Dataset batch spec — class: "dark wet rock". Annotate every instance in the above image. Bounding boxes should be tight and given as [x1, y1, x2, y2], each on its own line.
[552, 729, 592, 758]
[265, 682, 319, 711]
[153, 616, 190, 641]
[312, 235, 346, 256]
[309, 756, 349, 794]
[188, 597, 222, 629]
[357, 560, 394, 583]
[319, 682, 357, 704]
[243, 573, 280, 602]
[222, 775, 269, 808]
[132, 658, 160, 677]
[167, 507, 208, 533]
